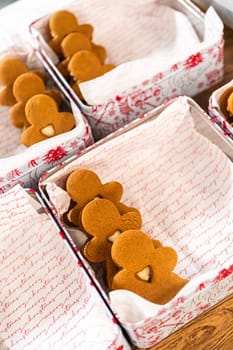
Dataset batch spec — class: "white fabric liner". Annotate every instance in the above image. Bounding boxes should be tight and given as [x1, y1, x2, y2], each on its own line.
[79, 0, 200, 104]
[77, 1, 222, 105]
[0, 185, 129, 350]
[30, 0, 223, 106]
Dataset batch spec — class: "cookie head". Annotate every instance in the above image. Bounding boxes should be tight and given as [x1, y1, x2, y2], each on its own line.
[81, 198, 142, 263]
[0, 56, 27, 85]
[111, 229, 188, 304]
[0, 56, 28, 106]
[13, 72, 45, 102]
[65, 168, 123, 226]
[66, 168, 123, 208]
[49, 10, 79, 38]
[61, 33, 106, 63]
[61, 32, 92, 59]
[21, 94, 75, 146]
[10, 72, 46, 128]
[68, 50, 101, 82]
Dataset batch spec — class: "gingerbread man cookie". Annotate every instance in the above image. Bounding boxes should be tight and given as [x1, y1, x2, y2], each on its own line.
[68, 50, 115, 84]
[10, 72, 45, 128]
[81, 198, 142, 287]
[61, 32, 92, 59]
[105, 236, 162, 289]
[0, 56, 28, 106]
[58, 32, 107, 78]
[10, 72, 62, 128]
[111, 229, 188, 304]
[48, 10, 93, 55]
[65, 168, 123, 226]
[81, 198, 142, 262]
[58, 32, 93, 77]
[21, 94, 75, 146]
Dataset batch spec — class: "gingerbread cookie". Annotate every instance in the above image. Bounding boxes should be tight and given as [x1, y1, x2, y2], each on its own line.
[58, 32, 107, 77]
[62, 32, 106, 62]
[67, 50, 115, 84]
[81, 198, 142, 262]
[10, 72, 62, 128]
[107, 237, 162, 289]
[61, 32, 92, 59]
[57, 32, 93, 77]
[10, 72, 46, 128]
[65, 168, 123, 226]
[48, 10, 93, 54]
[21, 94, 75, 146]
[81, 198, 142, 287]
[111, 229, 188, 304]
[0, 56, 28, 106]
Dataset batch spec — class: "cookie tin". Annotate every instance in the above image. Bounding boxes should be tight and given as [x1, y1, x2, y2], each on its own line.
[0, 40, 94, 193]
[29, 0, 224, 140]
[38, 96, 233, 348]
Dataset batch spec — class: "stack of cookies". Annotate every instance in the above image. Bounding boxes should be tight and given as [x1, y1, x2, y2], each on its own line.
[0, 56, 76, 146]
[64, 168, 188, 305]
[47, 10, 115, 102]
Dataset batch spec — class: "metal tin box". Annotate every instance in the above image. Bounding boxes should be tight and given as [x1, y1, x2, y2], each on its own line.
[38, 96, 233, 348]
[29, 0, 224, 140]
[0, 40, 94, 193]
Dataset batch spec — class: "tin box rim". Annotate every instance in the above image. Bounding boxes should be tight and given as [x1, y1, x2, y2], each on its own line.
[38, 95, 233, 191]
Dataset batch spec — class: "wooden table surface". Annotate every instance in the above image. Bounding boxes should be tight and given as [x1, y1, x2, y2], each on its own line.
[137, 24, 233, 350]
